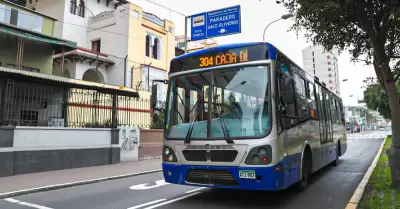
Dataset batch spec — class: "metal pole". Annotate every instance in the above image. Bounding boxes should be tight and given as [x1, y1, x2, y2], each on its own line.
[184, 16, 188, 53]
[123, 55, 127, 87]
[95, 52, 99, 82]
[262, 18, 281, 42]
[147, 65, 150, 91]
[61, 47, 65, 77]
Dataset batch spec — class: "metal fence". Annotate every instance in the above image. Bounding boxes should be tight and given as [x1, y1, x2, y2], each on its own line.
[0, 79, 166, 128]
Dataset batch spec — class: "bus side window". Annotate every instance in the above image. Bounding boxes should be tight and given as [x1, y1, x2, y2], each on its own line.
[278, 74, 297, 129]
[294, 74, 308, 122]
[308, 82, 318, 120]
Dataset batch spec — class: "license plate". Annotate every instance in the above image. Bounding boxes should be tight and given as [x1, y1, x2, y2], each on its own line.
[239, 170, 256, 179]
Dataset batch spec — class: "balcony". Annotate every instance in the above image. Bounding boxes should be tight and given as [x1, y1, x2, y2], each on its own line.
[89, 10, 116, 30]
[0, 1, 56, 36]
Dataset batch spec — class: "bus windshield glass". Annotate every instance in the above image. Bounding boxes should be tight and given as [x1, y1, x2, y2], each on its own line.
[165, 64, 271, 140]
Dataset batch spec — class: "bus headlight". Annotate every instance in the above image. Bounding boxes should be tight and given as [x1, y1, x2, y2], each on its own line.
[258, 148, 267, 157]
[162, 146, 178, 163]
[245, 145, 272, 165]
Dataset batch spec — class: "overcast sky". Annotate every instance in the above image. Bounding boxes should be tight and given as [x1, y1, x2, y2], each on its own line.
[129, 0, 377, 106]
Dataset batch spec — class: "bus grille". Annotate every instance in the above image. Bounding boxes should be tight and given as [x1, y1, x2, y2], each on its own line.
[182, 150, 238, 162]
[185, 169, 239, 186]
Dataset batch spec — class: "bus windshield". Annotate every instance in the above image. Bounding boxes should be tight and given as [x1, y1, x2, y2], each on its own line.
[165, 64, 271, 140]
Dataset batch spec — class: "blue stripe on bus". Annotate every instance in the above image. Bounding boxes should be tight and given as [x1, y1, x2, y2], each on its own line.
[173, 42, 278, 61]
[162, 153, 302, 191]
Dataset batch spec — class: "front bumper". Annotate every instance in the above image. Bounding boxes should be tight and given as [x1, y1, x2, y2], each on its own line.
[162, 163, 287, 191]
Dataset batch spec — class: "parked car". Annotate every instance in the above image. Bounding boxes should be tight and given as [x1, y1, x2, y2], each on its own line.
[379, 127, 385, 131]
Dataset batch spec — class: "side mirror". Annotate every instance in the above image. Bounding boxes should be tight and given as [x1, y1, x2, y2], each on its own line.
[151, 84, 158, 109]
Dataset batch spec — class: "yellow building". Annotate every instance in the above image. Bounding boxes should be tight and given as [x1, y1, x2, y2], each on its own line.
[128, 4, 175, 94]
[86, 3, 175, 103]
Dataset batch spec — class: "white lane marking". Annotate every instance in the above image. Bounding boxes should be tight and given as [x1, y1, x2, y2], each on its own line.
[4, 198, 53, 209]
[127, 199, 167, 209]
[143, 192, 201, 209]
[129, 180, 170, 190]
[348, 141, 353, 143]
[185, 187, 206, 194]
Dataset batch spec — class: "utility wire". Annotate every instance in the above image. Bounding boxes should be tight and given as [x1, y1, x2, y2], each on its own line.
[0, 7, 178, 49]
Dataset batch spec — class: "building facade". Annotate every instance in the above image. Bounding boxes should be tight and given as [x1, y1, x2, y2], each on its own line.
[0, 0, 76, 75]
[302, 45, 340, 95]
[86, 3, 175, 101]
[26, 0, 175, 98]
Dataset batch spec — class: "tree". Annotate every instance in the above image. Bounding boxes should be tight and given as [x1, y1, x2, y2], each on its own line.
[363, 78, 393, 119]
[279, 0, 400, 188]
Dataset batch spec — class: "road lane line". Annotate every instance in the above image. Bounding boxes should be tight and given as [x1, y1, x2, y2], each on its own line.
[127, 199, 167, 209]
[185, 187, 206, 193]
[4, 198, 53, 209]
[143, 192, 201, 209]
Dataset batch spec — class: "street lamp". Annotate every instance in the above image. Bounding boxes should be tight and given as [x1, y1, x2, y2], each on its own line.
[262, 13, 293, 42]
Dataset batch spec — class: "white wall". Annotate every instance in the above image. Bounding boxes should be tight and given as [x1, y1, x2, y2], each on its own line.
[87, 7, 129, 58]
[106, 55, 126, 86]
[13, 127, 112, 150]
[75, 62, 108, 83]
[33, 0, 121, 48]
[87, 6, 130, 86]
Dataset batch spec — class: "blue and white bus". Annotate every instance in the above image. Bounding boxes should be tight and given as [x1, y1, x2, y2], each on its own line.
[150, 42, 347, 191]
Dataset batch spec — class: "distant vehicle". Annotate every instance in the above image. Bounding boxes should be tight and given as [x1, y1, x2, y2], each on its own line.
[380, 127, 385, 131]
[151, 42, 347, 192]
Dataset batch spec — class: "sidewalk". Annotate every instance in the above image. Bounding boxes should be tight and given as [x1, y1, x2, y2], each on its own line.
[0, 159, 162, 197]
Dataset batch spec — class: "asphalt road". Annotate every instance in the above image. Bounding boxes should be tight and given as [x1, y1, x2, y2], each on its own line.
[0, 133, 385, 209]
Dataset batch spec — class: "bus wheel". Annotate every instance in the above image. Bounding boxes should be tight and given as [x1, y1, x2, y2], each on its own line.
[295, 152, 310, 191]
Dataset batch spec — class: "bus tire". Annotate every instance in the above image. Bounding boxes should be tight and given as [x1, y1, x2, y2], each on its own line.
[295, 150, 311, 191]
[331, 142, 340, 166]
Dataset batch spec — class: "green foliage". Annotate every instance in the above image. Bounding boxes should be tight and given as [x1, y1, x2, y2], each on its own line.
[281, 0, 400, 65]
[364, 78, 391, 119]
[359, 137, 400, 209]
[280, 0, 400, 96]
[84, 119, 115, 128]
[363, 77, 400, 119]
[150, 111, 164, 129]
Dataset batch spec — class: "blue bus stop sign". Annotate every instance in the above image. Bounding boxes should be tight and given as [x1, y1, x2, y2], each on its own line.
[190, 5, 241, 41]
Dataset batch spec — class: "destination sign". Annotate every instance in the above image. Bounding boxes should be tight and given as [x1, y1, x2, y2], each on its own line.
[199, 50, 248, 68]
[170, 45, 268, 73]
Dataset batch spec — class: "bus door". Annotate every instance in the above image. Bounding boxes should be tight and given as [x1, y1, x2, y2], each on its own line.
[316, 85, 327, 144]
[324, 90, 334, 143]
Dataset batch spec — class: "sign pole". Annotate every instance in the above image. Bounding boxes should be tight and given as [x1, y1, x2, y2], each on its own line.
[184, 16, 189, 54]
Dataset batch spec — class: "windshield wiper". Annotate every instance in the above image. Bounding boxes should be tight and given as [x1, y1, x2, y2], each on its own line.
[184, 101, 200, 144]
[219, 116, 234, 144]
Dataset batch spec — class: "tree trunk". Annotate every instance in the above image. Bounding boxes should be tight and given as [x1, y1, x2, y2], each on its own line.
[383, 64, 400, 189]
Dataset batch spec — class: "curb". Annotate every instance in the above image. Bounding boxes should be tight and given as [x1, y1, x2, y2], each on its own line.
[0, 169, 162, 199]
[345, 135, 388, 209]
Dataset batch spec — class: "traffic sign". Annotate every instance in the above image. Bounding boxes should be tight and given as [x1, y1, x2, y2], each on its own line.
[190, 5, 241, 41]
